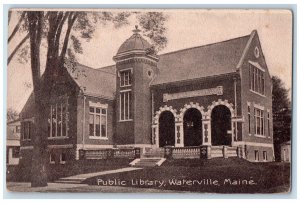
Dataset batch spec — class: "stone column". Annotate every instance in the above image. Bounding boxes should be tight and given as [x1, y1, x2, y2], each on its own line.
[202, 119, 211, 146]
[152, 124, 159, 148]
[175, 122, 184, 147]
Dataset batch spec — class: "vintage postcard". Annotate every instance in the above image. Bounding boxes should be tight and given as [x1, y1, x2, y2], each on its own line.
[6, 8, 292, 194]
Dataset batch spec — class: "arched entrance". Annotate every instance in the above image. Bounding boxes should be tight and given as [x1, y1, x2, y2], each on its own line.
[183, 108, 202, 146]
[211, 105, 232, 146]
[159, 111, 175, 147]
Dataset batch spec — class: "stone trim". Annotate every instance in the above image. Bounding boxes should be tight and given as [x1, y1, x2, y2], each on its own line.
[234, 141, 273, 148]
[20, 146, 34, 150]
[206, 99, 235, 118]
[20, 144, 74, 150]
[153, 105, 178, 124]
[115, 57, 158, 66]
[248, 60, 265, 72]
[48, 144, 74, 149]
[178, 102, 206, 122]
[89, 101, 108, 109]
[76, 144, 114, 150]
[153, 105, 178, 148]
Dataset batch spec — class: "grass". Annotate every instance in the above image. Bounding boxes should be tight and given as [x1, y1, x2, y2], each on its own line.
[83, 158, 291, 193]
[7, 158, 133, 182]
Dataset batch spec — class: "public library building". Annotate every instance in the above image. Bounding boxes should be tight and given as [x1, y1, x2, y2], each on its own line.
[20, 27, 274, 164]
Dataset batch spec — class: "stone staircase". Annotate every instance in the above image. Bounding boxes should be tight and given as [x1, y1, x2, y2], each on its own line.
[130, 157, 166, 167]
[130, 148, 166, 167]
[142, 148, 165, 158]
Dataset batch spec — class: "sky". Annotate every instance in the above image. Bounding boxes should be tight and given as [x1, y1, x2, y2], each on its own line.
[7, 9, 293, 112]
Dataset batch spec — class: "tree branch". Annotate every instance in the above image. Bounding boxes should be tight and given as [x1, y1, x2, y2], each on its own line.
[59, 12, 78, 62]
[54, 12, 69, 54]
[7, 33, 29, 65]
[8, 12, 26, 43]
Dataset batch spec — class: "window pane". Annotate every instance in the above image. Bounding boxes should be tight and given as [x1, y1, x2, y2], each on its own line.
[128, 72, 132, 85]
[128, 91, 131, 119]
[61, 153, 66, 162]
[96, 108, 101, 114]
[89, 114, 94, 136]
[125, 72, 129, 85]
[120, 93, 124, 120]
[28, 122, 31, 140]
[52, 107, 56, 137]
[102, 109, 106, 114]
[62, 104, 66, 137]
[57, 105, 62, 137]
[89, 107, 94, 113]
[95, 115, 100, 136]
[101, 115, 106, 137]
[262, 76, 265, 95]
[125, 92, 129, 119]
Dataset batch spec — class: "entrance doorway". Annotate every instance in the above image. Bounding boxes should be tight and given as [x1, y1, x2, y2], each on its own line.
[159, 111, 175, 147]
[211, 105, 232, 146]
[183, 108, 202, 146]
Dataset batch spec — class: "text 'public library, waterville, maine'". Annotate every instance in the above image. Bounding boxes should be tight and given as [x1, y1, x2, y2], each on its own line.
[20, 26, 274, 164]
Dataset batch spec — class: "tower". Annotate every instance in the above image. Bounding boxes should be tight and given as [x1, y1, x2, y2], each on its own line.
[113, 26, 159, 147]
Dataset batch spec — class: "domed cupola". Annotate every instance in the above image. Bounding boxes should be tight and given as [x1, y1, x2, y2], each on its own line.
[113, 25, 158, 62]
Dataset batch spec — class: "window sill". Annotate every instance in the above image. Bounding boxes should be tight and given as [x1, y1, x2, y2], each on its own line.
[60, 161, 66, 165]
[248, 134, 252, 136]
[119, 119, 133, 122]
[254, 134, 266, 138]
[89, 136, 108, 140]
[22, 139, 31, 141]
[250, 90, 266, 97]
[120, 85, 132, 88]
[50, 162, 55, 165]
[48, 137, 69, 140]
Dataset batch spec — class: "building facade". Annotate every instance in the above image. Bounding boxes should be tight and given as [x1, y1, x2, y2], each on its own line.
[19, 28, 274, 163]
[7, 119, 21, 165]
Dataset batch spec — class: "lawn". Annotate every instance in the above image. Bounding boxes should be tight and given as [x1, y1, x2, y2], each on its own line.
[83, 158, 290, 193]
[7, 158, 133, 182]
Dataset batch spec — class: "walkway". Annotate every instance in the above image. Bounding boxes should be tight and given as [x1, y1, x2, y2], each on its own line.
[57, 167, 143, 183]
[6, 182, 180, 193]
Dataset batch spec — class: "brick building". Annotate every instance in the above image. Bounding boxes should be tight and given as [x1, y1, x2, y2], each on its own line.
[20, 28, 274, 164]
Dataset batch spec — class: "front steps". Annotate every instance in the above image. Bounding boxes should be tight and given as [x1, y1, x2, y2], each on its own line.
[130, 158, 166, 167]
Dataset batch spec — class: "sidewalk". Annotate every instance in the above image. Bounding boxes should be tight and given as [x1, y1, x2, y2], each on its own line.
[58, 167, 142, 183]
[6, 182, 179, 193]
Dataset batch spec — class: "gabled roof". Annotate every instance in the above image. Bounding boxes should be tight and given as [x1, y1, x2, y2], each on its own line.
[67, 64, 116, 99]
[151, 34, 252, 85]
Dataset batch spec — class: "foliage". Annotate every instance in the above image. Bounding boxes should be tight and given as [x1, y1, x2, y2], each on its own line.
[8, 11, 168, 66]
[137, 12, 168, 52]
[272, 76, 291, 161]
[7, 108, 19, 122]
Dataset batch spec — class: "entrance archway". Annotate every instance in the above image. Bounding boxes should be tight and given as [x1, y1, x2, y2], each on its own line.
[183, 108, 202, 146]
[159, 111, 175, 147]
[211, 105, 232, 146]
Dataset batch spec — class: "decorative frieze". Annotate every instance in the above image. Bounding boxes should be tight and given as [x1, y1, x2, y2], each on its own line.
[163, 86, 223, 102]
[115, 57, 158, 66]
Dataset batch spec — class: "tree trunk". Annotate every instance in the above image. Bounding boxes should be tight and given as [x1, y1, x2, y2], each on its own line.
[27, 11, 48, 187]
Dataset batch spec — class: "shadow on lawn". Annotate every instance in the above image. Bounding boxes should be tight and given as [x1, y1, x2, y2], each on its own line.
[83, 158, 290, 193]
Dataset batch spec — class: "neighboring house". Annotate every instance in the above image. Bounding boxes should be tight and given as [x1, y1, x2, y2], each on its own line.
[7, 119, 21, 165]
[281, 141, 291, 162]
[20, 28, 274, 163]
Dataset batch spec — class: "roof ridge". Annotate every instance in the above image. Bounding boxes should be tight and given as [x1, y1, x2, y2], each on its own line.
[73, 62, 116, 76]
[158, 34, 251, 57]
